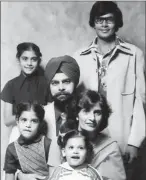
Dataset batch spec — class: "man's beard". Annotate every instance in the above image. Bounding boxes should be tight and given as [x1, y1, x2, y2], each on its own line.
[52, 92, 73, 104]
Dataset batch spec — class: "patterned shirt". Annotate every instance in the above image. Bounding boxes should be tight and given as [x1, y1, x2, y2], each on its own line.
[49, 162, 104, 180]
[4, 135, 51, 176]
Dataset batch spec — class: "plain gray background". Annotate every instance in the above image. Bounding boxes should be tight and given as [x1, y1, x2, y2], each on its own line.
[1, 1, 145, 175]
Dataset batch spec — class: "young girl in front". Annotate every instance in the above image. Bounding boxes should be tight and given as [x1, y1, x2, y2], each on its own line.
[49, 130, 103, 180]
[4, 102, 51, 180]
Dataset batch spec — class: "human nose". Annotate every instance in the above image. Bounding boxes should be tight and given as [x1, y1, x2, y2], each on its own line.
[27, 59, 32, 66]
[73, 148, 79, 154]
[88, 111, 95, 121]
[59, 83, 65, 91]
[25, 121, 31, 128]
[102, 19, 108, 26]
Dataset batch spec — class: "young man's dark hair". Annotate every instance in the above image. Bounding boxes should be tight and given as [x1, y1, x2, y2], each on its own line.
[89, 1, 123, 31]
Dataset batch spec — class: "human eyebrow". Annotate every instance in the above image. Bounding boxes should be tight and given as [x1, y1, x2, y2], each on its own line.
[62, 79, 71, 83]
[50, 80, 59, 85]
[19, 117, 27, 122]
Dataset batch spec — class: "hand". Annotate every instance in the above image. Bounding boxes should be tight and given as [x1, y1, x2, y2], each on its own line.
[18, 171, 46, 180]
[124, 145, 138, 164]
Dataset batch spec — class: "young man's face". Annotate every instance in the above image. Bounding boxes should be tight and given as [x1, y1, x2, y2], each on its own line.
[50, 72, 75, 102]
[17, 110, 40, 140]
[62, 136, 87, 168]
[78, 102, 102, 133]
[94, 13, 116, 40]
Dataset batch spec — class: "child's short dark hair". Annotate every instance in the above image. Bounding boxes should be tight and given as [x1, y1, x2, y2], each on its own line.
[58, 130, 93, 163]
[89, 1, 123, 31]
[16, 102, 47, 135]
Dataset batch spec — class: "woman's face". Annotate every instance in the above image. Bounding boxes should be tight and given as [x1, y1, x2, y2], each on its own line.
[94, 13, 116, 40]
[19, 50, 39, 75]
[78, 102, 102, 133]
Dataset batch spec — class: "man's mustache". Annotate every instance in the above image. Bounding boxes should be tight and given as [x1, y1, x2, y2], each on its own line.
[54, 92, 71, 97]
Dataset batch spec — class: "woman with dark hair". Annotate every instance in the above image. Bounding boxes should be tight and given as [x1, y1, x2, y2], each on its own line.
[1, 42, 49, 143]
[76, 90, 126, 180]
[74, 1, 145, 174]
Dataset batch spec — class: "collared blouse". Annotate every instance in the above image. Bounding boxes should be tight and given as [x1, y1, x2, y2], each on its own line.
[1, 71, 49, 113]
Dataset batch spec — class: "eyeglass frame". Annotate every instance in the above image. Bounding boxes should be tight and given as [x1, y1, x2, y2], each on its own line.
[95, 17, 115, 24]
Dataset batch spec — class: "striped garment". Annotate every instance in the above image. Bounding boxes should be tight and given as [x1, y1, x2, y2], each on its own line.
[49, 162, 103, 180]
[14, 136, 49, 177]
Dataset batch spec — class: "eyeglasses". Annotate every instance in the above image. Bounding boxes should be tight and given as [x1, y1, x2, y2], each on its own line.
[95, 17, 115, 24]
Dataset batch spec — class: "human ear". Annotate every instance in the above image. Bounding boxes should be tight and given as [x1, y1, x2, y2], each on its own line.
[61, 148, 66, 157]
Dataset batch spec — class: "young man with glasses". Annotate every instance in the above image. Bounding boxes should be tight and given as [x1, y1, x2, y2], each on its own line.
[74, 2, 145, 180]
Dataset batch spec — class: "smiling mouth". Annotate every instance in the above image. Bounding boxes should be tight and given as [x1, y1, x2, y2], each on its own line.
[71, 156, 80, 159]
[25, 67, 33, 70]
[23, 129, 31, 132]
[86, 123, 96, 127]
[101, 30, 109, 33]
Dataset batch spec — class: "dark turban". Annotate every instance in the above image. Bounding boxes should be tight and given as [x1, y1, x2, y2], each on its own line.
[45, 55, 80, 86]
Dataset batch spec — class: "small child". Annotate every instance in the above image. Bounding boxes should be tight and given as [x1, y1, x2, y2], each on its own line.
[49, 130, 103, 180]
[4, 102, 51, 180]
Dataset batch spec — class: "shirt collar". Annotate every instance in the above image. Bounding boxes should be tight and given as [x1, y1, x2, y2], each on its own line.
[54, 103, 62, 121]
[17, 134, 42, 146]
[17, 70, 39, 90]
[80, 36, 133, 56]
[60, 162, 88, 171]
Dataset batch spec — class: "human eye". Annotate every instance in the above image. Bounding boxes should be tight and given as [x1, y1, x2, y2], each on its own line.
[69, 146, 74, 149]
[79, 146, 84, 150]
[21, 56, 28, 61]
[95, 17, 102, 24]
[63, 79, 71, 84]
[94, 110, 102, 115]
[20, 118, 27, 123]
[31, 119, 39, 124]
[107, 17, 115, 24]
[31, 57, 38, 62]
[51, 80, 58, 86]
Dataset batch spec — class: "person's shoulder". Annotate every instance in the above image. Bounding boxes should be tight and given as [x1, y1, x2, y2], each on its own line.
[6, 142, 16, 156]
[74, 47, 88, 55]
[37, 74, 47, 82]
[7, 142, 15, 150]
[98, 133, 116, 146]
[73, 42, 93, 58]
[94, 132, 118, 153]
[3, 75, 20, 87]
[87, 164, 103, 180]
[119, 38, 143, 54]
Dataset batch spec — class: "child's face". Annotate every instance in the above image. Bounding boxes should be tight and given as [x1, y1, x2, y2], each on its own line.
[62, 136, 87, 168]
[17, 109, 40, 140]
[19, 50, 39, 75]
